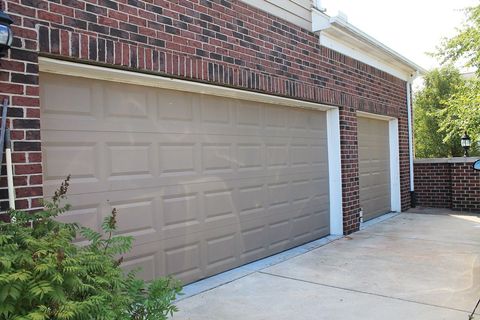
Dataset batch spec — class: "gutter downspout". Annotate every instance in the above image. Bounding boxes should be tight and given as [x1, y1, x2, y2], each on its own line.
[5, 129, 15, 210]
[406, 79, 416, 207]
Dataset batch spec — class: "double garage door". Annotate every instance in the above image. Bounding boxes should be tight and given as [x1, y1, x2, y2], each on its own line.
[40, 72, 330, 284]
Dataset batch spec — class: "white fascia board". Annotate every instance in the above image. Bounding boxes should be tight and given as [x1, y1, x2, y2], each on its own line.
[312, 8, 331, 32]
[39, 57, 333, 112]
[320, 32, 411, 81]
[312, 13, 426, 81]
[330, 18, 426, 74]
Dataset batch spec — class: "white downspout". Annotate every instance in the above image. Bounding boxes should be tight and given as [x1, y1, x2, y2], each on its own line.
[406, 79, 415, 206]
[5, 129, 15, 210]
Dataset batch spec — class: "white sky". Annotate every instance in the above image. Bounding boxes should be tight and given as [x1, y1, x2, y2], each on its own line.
[321, 0, 479, 71]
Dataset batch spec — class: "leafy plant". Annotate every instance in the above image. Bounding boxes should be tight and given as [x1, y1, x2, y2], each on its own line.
[0, 176, 182, 320]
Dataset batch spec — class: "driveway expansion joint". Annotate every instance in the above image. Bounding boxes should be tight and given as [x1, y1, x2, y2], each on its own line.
[257, 271, 471, 314]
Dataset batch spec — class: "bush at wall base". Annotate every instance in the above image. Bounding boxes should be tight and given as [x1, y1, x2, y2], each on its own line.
[0, 177, 182, 320]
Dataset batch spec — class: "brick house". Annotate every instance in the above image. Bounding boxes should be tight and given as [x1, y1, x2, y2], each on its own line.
[0, 0, 423, 283]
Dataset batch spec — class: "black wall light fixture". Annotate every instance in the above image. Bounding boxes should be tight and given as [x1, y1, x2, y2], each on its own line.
[0, 10, 13, 58]
[461, 132, 471, 157]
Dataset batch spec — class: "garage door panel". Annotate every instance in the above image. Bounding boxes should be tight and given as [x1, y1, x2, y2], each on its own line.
[164, 246, 201, 283]
[200, 95, 232, 124]
[40, 73, 98, 119]
[107, 198, 157, 235]
[161, 235, 203, 283]
[358, 117, 391, 221]
[122, 242, 160, 282]
[204, 225, 240, 275]
[43, 141, 99, 181]
[237, 143, 264, 171]
[41, 73, 330, 284]
[235, 100, 263, 128]
[103, 82, 156, 120]
[201, 143, 234, 173]
[237, 183, 266, 218]
[267, 219, 292, 248]
[157, 89, 196, 122]
[55, 206, 100, 241]
[108, 143, 154, 178]
[239, 223, 268, 261]
[159, 143, 197, 175]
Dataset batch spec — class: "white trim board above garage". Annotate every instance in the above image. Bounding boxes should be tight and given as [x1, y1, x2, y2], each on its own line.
[39, 57, 332, 113]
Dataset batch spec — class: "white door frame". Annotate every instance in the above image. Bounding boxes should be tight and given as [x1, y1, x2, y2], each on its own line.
[357, 111, 401, 213]
[326, 108, 343, 235]
[39, 57, 345, 236]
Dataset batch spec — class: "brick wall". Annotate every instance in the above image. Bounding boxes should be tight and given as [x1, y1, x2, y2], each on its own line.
[414, 158, 480, 212]
[414, 162, 452, 208]
[1, 0, 411, 234]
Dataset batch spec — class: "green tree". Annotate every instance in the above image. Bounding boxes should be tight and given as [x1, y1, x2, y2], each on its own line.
[438, 78, 480, 148]
[413, 66, 465, 158]
[435, 3, 480, 148]
[437, 4, 480, 73]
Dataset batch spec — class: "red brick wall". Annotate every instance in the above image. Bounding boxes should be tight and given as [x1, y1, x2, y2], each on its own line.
[414, 159, 480, 212]
[1, 0, 411, 234]
[414, 162, 452, 208]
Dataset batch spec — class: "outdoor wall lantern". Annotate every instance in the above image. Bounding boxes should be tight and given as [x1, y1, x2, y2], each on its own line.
[461, 132, 471, 157]
[0, 10, 13, 58]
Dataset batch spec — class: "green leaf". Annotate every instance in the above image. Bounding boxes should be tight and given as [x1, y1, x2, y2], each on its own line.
[26, 311, 47, 320]
[0, 303, 14, 318]
[9, 270, 32, 282]
[29, 281, 54, 299]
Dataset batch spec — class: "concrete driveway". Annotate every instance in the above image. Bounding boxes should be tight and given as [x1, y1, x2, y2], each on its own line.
[172, 211, 480, 320]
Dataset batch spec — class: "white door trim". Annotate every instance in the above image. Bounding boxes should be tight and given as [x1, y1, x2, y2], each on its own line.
[357, 111, 401, 213]
[327, 108, 343, 235]
[39, 57, 333, 112]
[388, 119, 401, 212]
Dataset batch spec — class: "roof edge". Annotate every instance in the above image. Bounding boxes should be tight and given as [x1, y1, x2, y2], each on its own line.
[312, 10, 426, 77]
[330, 17, 426, 75]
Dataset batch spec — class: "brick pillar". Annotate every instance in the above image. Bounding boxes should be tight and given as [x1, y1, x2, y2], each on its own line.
[398, 84, 412, 211]
[0, 2, 42, 215]
[339, 105, 360, 234]
[451, 162, 480, 211]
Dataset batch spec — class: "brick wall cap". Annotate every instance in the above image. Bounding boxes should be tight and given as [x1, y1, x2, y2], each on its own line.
[414, 157, 478, 164]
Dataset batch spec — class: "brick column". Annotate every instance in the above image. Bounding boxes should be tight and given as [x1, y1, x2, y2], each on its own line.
[339, 105, 360, 234]
[0, 0, 42, 215]
[451, 161, 480, 211]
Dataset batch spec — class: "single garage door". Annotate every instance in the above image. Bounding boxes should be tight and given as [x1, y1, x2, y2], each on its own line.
[40, 72, 330, 284]
[358, 116, 391, 221]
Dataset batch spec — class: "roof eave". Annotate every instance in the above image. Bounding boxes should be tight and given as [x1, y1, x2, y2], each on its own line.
[312, 9, 427, 78]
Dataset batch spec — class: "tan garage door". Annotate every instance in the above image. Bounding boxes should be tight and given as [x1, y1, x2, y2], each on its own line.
[358, 116, 391, 221]
[40, 72, 330, 284]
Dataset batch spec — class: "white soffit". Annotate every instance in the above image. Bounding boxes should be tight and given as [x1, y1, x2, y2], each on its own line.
[312, 11, 426, 81]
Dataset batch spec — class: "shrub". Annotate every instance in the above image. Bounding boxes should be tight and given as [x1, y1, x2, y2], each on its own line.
[0, 177, 182, 320]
